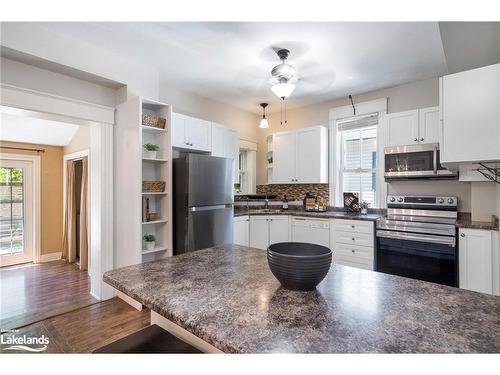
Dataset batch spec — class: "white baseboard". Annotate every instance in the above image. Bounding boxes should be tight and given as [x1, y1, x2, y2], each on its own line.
[40, 252, 62, 262]
[116, 290, 142, 311]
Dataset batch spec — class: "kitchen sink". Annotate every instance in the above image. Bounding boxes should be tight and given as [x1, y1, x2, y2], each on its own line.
[245, 209, 283, 214]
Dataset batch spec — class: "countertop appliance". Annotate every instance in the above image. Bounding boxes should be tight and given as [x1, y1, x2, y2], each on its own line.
[173, 154, 234, 255]
[384, 143, 457, 180]
[376, 195, 458, 287]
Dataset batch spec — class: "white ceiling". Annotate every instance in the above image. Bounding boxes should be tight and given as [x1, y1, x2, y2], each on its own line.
[8, 22, 500, 114]
[0, 112, 80, 146]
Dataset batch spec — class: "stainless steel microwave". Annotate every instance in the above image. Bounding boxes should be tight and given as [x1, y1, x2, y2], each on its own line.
[384, 143, 457, 180]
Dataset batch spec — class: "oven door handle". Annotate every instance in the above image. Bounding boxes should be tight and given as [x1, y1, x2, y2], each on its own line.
[376, 230, 456, 246]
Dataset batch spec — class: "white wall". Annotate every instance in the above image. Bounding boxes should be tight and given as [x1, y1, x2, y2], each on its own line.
[64, 126, 90, 155]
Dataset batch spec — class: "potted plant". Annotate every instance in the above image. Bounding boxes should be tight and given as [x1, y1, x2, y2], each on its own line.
[360, 201, 370, 215]
[143, 234, 156, 251]
[143, 143, 160, 159]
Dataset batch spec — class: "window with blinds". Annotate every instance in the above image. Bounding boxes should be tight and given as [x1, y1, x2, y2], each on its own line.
[338, 113, 378, 207]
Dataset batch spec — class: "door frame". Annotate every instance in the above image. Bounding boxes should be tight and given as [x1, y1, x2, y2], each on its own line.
[0, 153, 41, 264]
[63, 149, 90, 273]
[1, 83, 115, 300]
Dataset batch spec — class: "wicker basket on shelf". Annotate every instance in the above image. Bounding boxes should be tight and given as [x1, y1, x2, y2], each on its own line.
[142, 181, 166, 193]
[142, 114, 166, 129]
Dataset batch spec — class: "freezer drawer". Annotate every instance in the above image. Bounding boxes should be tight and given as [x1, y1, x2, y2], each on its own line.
[174, 205, 233, 255]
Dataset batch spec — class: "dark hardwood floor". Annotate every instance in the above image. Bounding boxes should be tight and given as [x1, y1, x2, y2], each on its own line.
[1, 260, 98, 330]
[1, 298, 150, 353]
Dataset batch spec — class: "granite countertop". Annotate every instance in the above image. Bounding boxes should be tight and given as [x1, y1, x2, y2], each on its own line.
[104, 245, 500, 353]
[456, 215, 499, 231]
[234, 208, 383, 222]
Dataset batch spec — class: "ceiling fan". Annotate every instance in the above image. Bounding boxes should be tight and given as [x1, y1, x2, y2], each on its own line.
[269, 48, 298, 99]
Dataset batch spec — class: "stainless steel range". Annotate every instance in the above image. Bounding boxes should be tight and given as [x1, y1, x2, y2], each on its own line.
[376, 195, 458, 287]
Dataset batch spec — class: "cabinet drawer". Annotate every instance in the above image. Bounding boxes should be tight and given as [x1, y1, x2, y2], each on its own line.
[333, 231, 373, 248]
[333, 254, 373, 270]
[332, 219, 373, 234]
[333, 243, 373, 261]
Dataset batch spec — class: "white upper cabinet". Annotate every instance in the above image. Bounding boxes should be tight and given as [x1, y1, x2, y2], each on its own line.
[211, 123, 240, 183]
[171, 112, 211, 151]
[185, 116, 212, 151]
[418, 107, 440, 144]
[273, 126, 328, 184]
[273, 130, 296, 183]
[384, 107, 440, 147]
[171, 112, 187, 148]
[459, 228, 493, 294]
[385, 110, 419, 147]
[440, 63, 500, 164]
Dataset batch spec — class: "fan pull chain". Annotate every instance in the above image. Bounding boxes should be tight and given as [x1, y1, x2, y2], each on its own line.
[284, 100, 287, 125]
[280, 100, 283, 126]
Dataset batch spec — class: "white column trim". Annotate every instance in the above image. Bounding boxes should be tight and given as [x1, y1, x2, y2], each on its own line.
[0, 83, 115, 125]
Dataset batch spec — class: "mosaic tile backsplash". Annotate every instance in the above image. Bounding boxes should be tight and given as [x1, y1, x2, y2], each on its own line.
[256, 184, 329, 202]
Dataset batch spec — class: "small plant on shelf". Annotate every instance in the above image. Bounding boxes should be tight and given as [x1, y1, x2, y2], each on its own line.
[143, 234, 156, 251]
[143, 143, 160, 159]
[360, 201, 370, 215]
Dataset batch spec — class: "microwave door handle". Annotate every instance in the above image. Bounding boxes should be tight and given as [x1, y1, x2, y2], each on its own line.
[433, 146, 438, 174]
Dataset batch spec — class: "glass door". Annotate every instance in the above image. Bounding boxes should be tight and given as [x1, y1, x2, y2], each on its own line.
[0, 159, 34, 267]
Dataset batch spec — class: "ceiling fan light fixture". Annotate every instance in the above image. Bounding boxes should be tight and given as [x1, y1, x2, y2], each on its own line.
[271, 82, 295, 99]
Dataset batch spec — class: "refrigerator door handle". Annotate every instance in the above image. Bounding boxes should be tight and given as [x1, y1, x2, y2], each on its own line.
[189, 204, 231, 212]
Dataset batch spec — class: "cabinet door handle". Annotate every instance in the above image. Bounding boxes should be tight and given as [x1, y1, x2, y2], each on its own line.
[420, 137, 424, 141]
[351, 225, 355, 229]
[414, 138, 418, 142]
[460, 233, 465, 237]
[351, 249, 355, 253]
[351, 237, 355, 241]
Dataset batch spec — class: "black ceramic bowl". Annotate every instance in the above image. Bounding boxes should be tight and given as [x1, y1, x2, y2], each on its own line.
[267, 242, 332, 291]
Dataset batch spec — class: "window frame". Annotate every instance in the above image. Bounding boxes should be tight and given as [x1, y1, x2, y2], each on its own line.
[338, 125, 378, 207]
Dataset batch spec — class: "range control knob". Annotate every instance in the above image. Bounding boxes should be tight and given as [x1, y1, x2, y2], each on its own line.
[437, 198, 444, 204]
[390, 197, 396, 202]
[447, 198, 455, 204]
[397, 197, 404, 203]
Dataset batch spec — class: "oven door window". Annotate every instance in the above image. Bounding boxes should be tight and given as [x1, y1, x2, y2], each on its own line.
[385, 150, 434, 173]
[376, 237, 457, 287]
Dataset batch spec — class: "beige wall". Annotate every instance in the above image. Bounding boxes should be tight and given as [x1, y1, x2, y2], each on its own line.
[1, 141, 63, 255]
[159, 84, 261, 144]
[258, 77, 497, 217]
[258, 78, 440, 185]
[64, 126, 90, 155]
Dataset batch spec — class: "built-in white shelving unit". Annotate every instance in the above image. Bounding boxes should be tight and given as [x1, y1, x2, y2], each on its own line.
[115, 97, 173, 271]
[266, 134, 273, 184]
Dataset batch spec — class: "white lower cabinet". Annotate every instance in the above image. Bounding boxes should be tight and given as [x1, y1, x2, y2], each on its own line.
[331, 219, 374, 270]
[291, 217, 330, 248]
[249, 215, 290, 250]
[233, 216, 249, 247]
[459, 228, 493, 294]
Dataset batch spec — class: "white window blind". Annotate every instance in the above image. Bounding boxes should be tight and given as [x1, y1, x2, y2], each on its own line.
[338, 114, 378, 207]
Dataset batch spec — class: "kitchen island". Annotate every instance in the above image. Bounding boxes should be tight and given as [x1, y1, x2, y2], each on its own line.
[103, 245, 500, 353]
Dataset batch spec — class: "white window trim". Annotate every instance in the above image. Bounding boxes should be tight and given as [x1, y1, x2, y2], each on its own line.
[329, 98, 387, 208]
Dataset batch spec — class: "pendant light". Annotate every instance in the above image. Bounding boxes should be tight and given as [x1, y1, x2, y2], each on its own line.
[259, 103, 269, 129]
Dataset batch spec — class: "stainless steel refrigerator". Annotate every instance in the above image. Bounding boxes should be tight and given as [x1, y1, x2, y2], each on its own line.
[173, 153, 234, 255]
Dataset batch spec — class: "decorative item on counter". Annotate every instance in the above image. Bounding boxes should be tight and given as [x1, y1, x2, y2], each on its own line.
[343, 192, 360, 212]
[360, 201, 370, 215]
[282, 195, 289, 210]
[143, 143, 160, 159]
[267, 242, 332, 291]
[142, 114, 166, 129]
[142, 180, 166, 193]
[317, 197, 327, 212]
[303, 192, 317, 211]
[143, 234, 156, 251]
